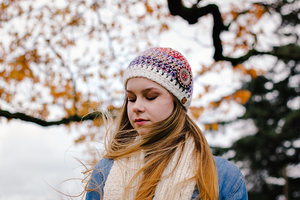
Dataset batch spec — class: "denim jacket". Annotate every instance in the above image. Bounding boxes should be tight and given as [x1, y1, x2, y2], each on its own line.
[86, 156, 248, 200]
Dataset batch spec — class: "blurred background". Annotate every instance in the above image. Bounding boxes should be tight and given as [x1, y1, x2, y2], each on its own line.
[0, 0, 299, 199]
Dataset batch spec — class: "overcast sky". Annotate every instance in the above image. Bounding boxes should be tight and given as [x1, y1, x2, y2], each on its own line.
[0, 120, 86, 200]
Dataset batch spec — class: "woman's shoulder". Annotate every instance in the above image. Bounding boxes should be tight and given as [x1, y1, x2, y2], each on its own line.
[213, 156, 248, 199]
[89, 158, 114, 186]
[94, 158, 114, 170]
[86, 158, 114, 200]
[92, 158, 114, 180]
[213, 156, 241, 175]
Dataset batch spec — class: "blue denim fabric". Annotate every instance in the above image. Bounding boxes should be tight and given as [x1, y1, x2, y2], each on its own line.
[86, 157, 248, 200]
[86, 159, 114, 200]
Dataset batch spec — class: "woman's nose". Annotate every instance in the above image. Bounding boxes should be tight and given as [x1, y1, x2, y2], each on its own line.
[132, 99, 145, 113]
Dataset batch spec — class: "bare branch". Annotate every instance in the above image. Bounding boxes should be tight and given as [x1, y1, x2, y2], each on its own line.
[223, 44, 300, 66]
[167, 1, 300, 66]
[0, 109, 102, 127]
[45, 39, 79, 114]
[167, 0, 228, 61]
[94, 0, 116, 60]
[46, 39, 66, 67]
[0, 4, 46, 22]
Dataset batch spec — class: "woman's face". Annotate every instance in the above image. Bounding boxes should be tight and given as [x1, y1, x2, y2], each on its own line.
[126, 77, 174, 135]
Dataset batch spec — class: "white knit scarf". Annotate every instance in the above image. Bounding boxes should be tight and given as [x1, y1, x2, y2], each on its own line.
[103, 137, 196, 200]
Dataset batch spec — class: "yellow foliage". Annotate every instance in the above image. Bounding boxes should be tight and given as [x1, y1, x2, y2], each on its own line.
[197, 64, 210, 75]
[38, 104, 50, 119]
[91, 3, 98, 11]
[145, 2, 153, 14]
[75, 135, 86, 144]
[160, 23, 169, 33]
[64, 106, 76, 116]
[233, 90, 251, 105]
[209, 101, 220, 109]
[5, 93, 11, 103]
[250, 4, 267, 20]
[189, 106, 204, 119]
[93, 118, 102, 127]
[204, 123, 218, 131]
[211, 123, 218, 131]
[204, 85, 210, 93]
[249, 69, 257, 78]
[99, 72, 107, 80]
[107, 105, 114, 111]
[50, 86, 67, 99]
[222, 95, 231, 102]
[234, 64, 260, 79]
[204, 124, 210, 131]
[90, 102, 100, 109]
[1, 3, 9, 10]
[237, 25, 246, 37]
[78, 103, 90, 116]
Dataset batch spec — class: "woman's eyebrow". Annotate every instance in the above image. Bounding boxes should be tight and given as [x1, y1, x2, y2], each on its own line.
[126, 87, 160, 93]
[125, 90, 134, 94]
[143, 87, 159, 92]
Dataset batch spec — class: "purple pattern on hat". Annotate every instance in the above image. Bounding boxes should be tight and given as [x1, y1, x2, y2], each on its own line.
[128, 47, 193, 94]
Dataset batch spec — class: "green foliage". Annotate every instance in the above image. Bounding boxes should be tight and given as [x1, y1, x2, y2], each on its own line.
[207, 0, 300, 198]
[214, 61, 300, 199]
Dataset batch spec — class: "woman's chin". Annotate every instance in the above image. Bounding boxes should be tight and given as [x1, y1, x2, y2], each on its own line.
[136, 128, 150, 136]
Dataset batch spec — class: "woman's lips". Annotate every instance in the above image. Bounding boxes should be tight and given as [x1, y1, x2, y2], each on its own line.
[135, 118, 148, 125]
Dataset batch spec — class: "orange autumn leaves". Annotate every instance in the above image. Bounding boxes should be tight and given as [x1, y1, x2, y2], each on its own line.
[223, 3, 268, 53]
[0, 0, 271, 147]
[190, 63, 258, 131]
[0, 0, 169, 126]
[0, 50, 40, 83]
[197, 2, 267, 118]
[190, 89, 251, 131]
[233, 64, 261, 79]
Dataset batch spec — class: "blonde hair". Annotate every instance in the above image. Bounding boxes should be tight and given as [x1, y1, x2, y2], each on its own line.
[93, 96, 219, 200]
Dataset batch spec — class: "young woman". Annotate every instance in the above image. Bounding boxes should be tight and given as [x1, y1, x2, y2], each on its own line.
[85, 47, 248, 200]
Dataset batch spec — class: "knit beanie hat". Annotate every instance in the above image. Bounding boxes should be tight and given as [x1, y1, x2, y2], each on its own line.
[123, 47, 193, 110]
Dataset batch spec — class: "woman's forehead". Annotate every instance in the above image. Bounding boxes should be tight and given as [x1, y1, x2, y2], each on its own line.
[126, 77, 170, 95]
[127, 77, 162, 89]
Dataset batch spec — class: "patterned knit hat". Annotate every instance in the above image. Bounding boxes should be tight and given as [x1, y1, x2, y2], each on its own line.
[124, 47, 193, 110]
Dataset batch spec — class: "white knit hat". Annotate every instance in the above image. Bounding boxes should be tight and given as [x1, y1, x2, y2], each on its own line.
[124, 47, 193, 110]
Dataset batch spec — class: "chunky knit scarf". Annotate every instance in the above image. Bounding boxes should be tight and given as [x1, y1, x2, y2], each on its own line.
[103, 138, 196, 200]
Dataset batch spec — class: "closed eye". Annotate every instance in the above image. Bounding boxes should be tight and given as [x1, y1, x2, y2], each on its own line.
[146, 96, 157, 101]
[128, 98, 136, 102]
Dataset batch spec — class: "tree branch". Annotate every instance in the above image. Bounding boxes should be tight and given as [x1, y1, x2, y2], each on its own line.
[223, 49, 269, 66]
[167, 0, 228, 60]
[223, 44, 300, 66]
[94, 0, 116, 60]
[0, 4, 46, 22]
[0, 109, 102, 127]
[167, 1, 300, 66]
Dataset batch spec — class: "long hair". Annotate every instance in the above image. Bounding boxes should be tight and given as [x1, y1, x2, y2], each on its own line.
[101, 97, 219, 200]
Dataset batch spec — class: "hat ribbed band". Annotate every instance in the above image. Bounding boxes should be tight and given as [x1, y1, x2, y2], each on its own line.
[124, 64, 192, 110]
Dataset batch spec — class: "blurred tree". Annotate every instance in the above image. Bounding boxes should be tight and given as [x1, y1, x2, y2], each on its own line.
[0, 0, 172, 142]
[0, 0, 257, 140]
[1, 0, 299, 198]
[189, 0, 300, 199]
[0, 0, 259, 132]
[226, 72, 300, 199]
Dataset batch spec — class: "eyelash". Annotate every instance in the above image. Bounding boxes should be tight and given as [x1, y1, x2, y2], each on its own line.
[128, 96, 157, 102]
[147, 97, 157, 100]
